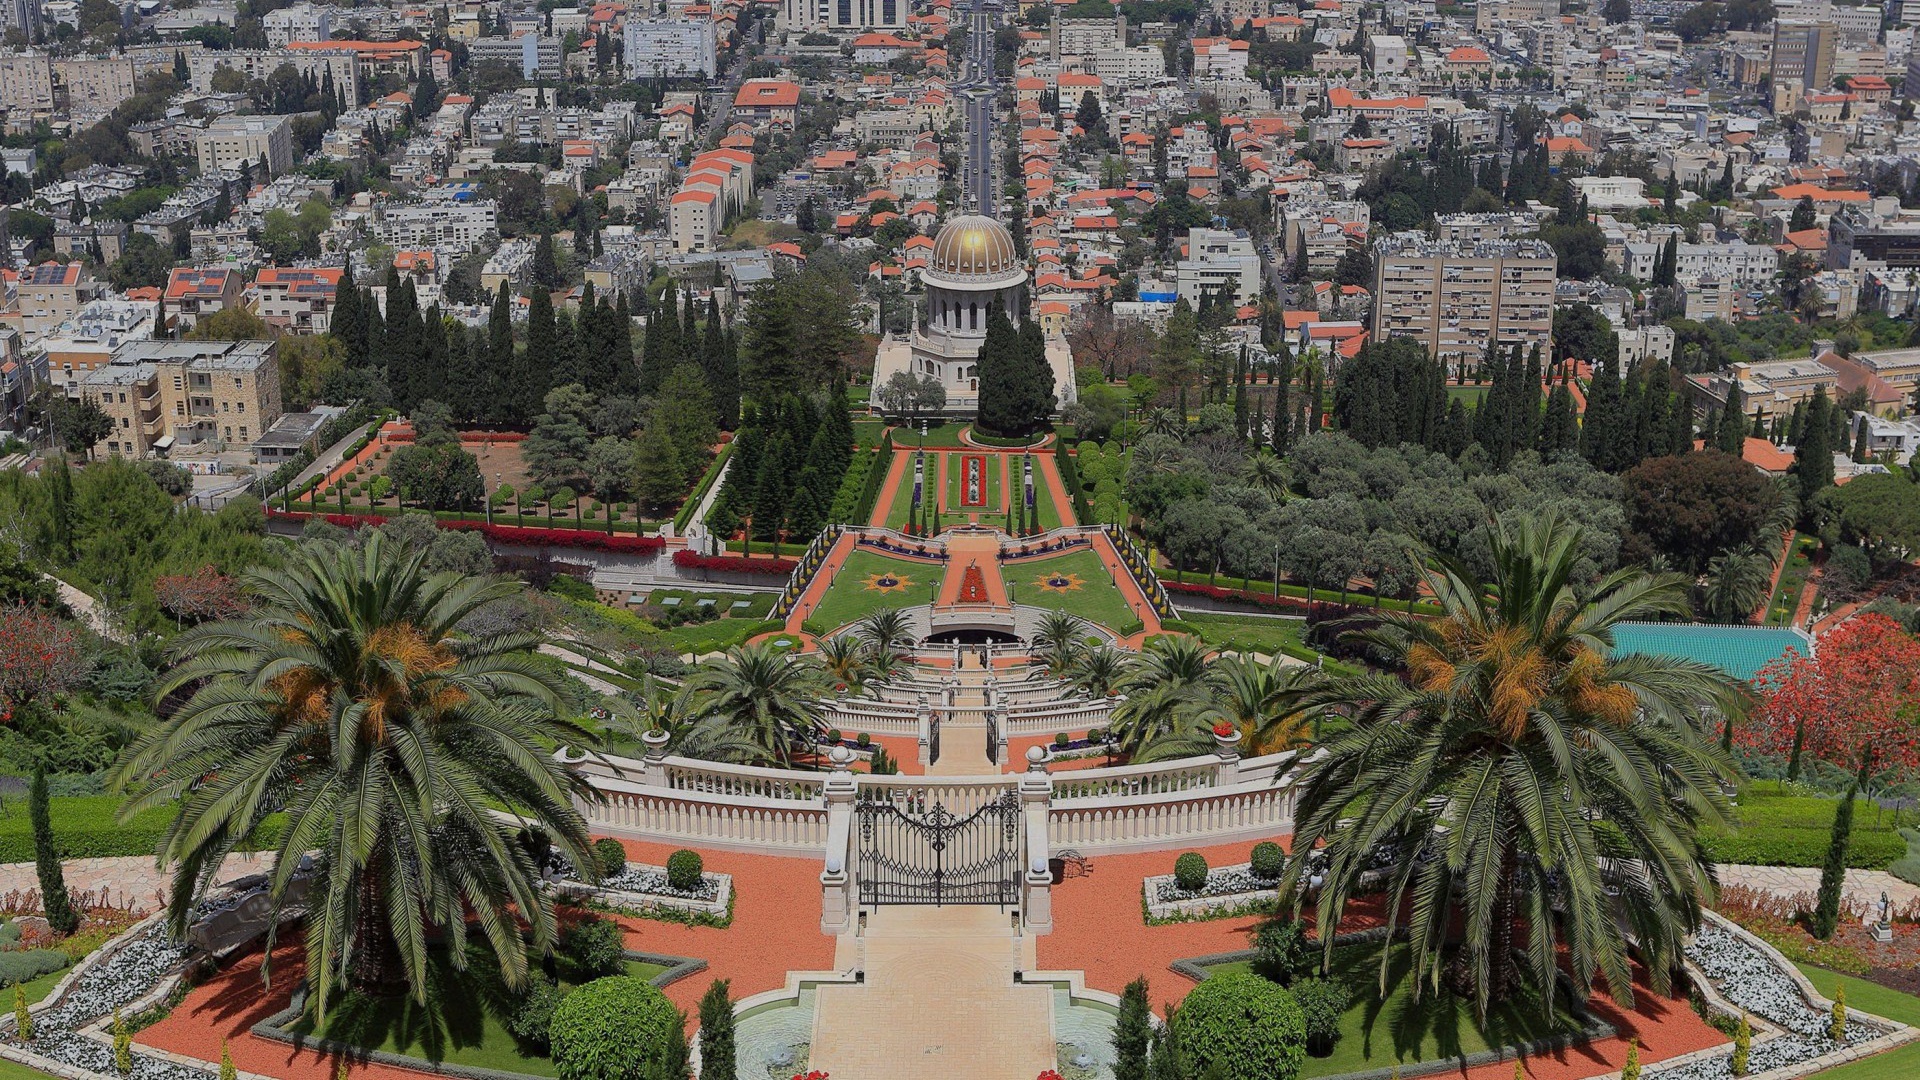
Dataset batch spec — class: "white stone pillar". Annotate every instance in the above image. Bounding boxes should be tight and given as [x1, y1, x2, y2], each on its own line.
[1019, 746, 1054, 935]
[641, 728, 671, 786]
[1212, 724, 1243, 784]
[916, 700, 933, 767]
[820, 745, 858, 936]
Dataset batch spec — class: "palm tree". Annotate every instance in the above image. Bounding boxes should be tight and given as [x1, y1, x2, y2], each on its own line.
[113, 535, 597, 1012]
[1277, 512, 1743, 1020]
[1207, 654, 1323, 754]
[1109, 635, 1217, 759]
[817, 634, 875, 694]
[1700, 545, 1773, 624]
[1030, 611, 1085, 677]
[856, 608, 916, 661]
[1241, 453, 1290, 502]
[1066, 645, 1129, 699]
[684, 641, 827, 767]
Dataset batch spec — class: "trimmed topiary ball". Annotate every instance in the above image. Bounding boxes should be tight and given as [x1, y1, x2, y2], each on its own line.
[1174, 851, 1209, 893]
[549, 976, 681, 1080]
[1175, 970, 1306, 1080]
[1250, 841, 1284, 880]
[594, 837, 627, 877]
[666, 848, 704, 891]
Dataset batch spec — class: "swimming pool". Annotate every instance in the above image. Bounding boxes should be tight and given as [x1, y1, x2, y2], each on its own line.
[1609, 622, 1812, 682]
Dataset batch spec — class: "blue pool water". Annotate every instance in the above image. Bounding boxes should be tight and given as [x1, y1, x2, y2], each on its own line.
[1609, 622, 1812, 682]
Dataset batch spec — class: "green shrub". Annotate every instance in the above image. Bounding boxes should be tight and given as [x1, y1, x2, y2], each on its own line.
[0, 921, 20, 945]
[547, 574, 598, 602]
[0, 796, 285, 861]
[1176, 971, 1306, 1080]
[1251, 919, 1309, 985]
[560, 916, 627, 981]
[549, 976, 682, 1080]
[855, 732, 871, 747]
[0, 949, 70, 988]
[1054, 732, 1071, 748]
[1290, 977, 1349, 1056]
[1699, 830, 1903, 869]
[1249, 842, 1284, 880]
[595, 838, 627, 878]
[505, 978, 563, 1051]
[826, 729, 842, 744]
[666, 849, 703, 891]
[1174, 851, 1209, 893]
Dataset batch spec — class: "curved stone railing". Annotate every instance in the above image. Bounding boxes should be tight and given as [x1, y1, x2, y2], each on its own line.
[567, 745, 1303, 856]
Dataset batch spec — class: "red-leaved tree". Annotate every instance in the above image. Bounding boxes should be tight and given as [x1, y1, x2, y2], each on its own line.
[1738, 613, 1920, 783]
[152, 566, 248, 626]
[0, 606, 88, 725]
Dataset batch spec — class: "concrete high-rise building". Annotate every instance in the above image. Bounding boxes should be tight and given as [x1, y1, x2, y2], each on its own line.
[1052, 9, 1126, 62]
[1370, 234, 1557, 364]
[624, 18, 718, 79]
[783, 0, 907, 33]
[1772, 21, 1837, 93]
[196, 114, 293, 176]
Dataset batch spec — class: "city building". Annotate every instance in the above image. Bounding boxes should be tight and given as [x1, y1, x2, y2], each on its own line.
[1175, 228, 1262, 308]
[468, 33, 564, 80]
[732, 80, 801, 128]
[18, 262, 104, 336]
[1370, 234, 1557, 364]
[1052, 9, 1126, 61]
[623, 18, 718, 79]
[165, 269, 246, 333]
[77, 339, 280, 458]
[783, 0, 908, 32]
[1829, 207, 1920, 269]
[196, 115, 294, 176]
[263, 2, 334, 47]
[188, 48, 360, 105]
[375, 196, 500, 248]
[1772, 21, 1837, 98]
[252, 267, 343, 333]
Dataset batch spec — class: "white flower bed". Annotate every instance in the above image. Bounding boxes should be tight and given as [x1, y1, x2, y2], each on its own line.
[1143, 862, 1284, 920]
[554, 863, 732, 919]
[1648, 922, 1895, 1080]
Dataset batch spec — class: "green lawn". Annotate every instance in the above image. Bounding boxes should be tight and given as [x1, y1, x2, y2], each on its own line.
[1446, 385, 1490, 403]
[1013, 549, 1136, 633]
[283, 951, 673, 1078]
[1179, 612, 1311, 657]
[807, 549, 938, 632]
[0, 1060, 54, 1080]
[1700, 786, 1909, 869]
[15, 965, 71, 1006]
[1789, 964, 1920, 1079]
[643, 618, 783, 657]
[895, 422, 972, 448]
[1766, 533, 1816, 626]
[1199, 946, 1583, 1076]
[637, 590, 777, 620]
[945, 452, 1003, 515]
[882, 451, 932, 530]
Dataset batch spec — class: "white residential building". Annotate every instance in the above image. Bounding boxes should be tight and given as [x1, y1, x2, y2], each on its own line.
[623, 18, 718, 79]
[375, 198, 500, 248]
[263, 3, 334, 47]
[1092, 46, 1165, 84]
[783, 0, 907, 32]
[1175, 228, 1262, 308]
[196, 114, 293, 175]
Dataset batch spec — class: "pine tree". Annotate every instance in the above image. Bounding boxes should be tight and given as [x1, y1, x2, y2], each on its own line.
[1114, 977, 1152, 1080]
[1795, 386, 1835, 517]
[1716, 385, 1749, 454]
[30, 766, 79, 934]
[1581, 359, 1623, 471]
[333, 264, 366, 367]
[1810, 783, 1857, 940]
[531, 233, 561, 290]
[699, 980, 736, 1080]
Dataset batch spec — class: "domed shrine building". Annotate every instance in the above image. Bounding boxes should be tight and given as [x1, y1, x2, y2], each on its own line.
[872, 214, 1078, 417]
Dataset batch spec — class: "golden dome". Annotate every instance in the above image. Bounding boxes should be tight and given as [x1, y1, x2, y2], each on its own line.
[929, 214, 1020, 278]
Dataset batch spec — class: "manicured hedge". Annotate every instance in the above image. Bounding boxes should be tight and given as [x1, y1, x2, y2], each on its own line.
[671, 551, 797, 575]
[549, 976, 681, 1080]
[1700, 829, 1906, 870]
[1176, 971, 1306, 1080]
[266, 510, 667, 553]
[673, 444, 734, 533]
[0, 796, 287, 861]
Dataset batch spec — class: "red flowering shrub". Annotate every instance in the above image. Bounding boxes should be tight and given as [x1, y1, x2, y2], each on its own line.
[672, 551, 798, 575]
[265, 510, 665, 553]
[1162, 580, 1311, 612]
[0, 607, 87, 723]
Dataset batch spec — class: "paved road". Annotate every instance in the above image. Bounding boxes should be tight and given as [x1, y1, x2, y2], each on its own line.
[955, 0, 997, 215]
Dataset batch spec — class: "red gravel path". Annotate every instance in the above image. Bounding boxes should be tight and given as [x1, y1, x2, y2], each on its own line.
[138, 842, 832, 1079]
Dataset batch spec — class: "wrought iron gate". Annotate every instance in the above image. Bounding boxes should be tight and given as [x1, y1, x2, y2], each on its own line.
[929, 714, 941, 765]
[985, 707, 999, 765]
[856, 792, 1020, 906]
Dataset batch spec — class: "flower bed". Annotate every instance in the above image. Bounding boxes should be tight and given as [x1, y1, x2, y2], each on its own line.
[1142, 861, 1284, 921]
[2, 917, 213, 1080]
[673, 551, 798, 576]
[1649, 914, 1915, 1080]
[552, 863, 733, 922]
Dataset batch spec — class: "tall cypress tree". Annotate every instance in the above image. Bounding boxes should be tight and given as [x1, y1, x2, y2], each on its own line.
[1795, 386, 1835, 517]
[30, 766, 79, 934]
[1581, 359, 1623, 470]
[612, 292, 639, 397]
[526, 286, 557, 385]
[333, 264, 366, 368]
[1540, 382, 1578, 456]
[486, 283, 516, 425]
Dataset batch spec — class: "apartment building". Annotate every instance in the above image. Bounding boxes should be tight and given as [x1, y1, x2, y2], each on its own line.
[0, 53, 57, 123]
[469, 33, 564, 80]
[375, 196, 500, 248]
[1175, 228, 1262, 308]
[1052, 10, 1126, 61]
[1091, 46, 1165, 84]
[1371, 233, 1557, 363]
[38, 299, 159, 395]
[1621, 238, 1780, 287]
[54, 57, 138, 127]
[18, 262, 104, 337]
[782, 0, 907, 32]
[1772, 21, 1837, 96]
[77, 339, 281, 457]
[188, 48, 360, 105]
[263, 2, 334, 47]
[732, 80, 800, 128]
[1829, 207, 1920, 269]
[624, 18, 718, 78]
[196, 114, 294, 176]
